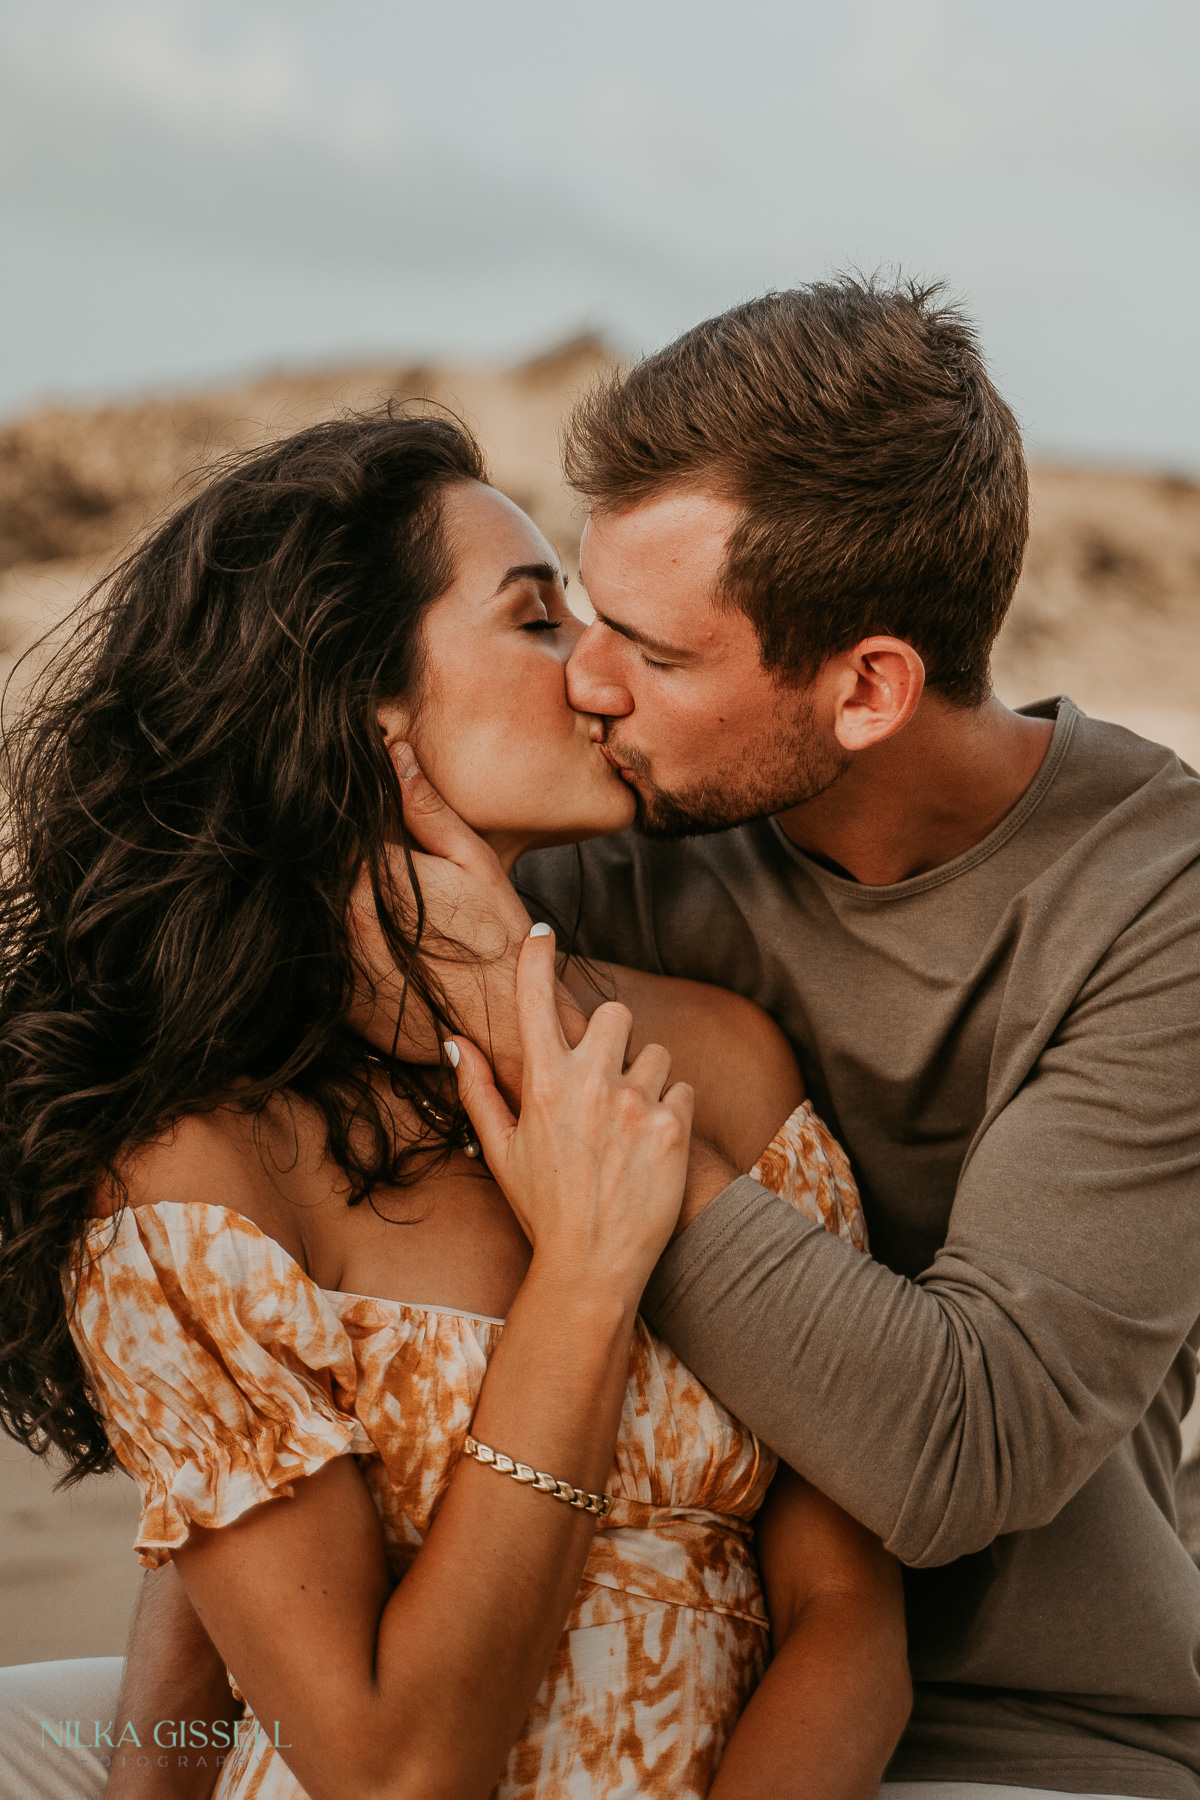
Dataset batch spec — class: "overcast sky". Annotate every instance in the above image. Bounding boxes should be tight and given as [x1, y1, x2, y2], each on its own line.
[1, 0, 1196, 468]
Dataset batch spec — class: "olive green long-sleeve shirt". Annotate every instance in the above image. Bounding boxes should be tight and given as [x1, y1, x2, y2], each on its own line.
[520, 699, 1200, 1800]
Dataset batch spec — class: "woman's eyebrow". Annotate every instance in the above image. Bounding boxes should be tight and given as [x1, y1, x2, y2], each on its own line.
[491, 561, 567, 596]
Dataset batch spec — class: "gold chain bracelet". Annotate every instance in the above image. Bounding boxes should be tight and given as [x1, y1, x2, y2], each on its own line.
[462, 1435, 612, 1520]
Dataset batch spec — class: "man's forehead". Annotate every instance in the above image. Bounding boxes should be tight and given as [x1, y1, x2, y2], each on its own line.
[583, 488, 739, 559]
[579, 492, 754, 658]
[581, 491, 737, 601]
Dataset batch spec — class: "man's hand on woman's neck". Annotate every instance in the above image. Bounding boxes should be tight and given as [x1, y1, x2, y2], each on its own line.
[775, 694, 1056, 887]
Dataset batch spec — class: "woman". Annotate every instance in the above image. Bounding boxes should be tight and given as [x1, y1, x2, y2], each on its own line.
[0, 413, 909, 1800]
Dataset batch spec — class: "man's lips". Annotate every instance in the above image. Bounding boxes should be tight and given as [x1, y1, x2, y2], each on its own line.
[597, 742, 636, 782]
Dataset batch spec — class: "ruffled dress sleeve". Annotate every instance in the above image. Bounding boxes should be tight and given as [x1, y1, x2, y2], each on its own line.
[68, 1202, 371, 1567]
[750, 1099, 868, 1252]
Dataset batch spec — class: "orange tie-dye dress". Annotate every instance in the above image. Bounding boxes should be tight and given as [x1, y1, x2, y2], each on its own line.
[69, 1100, 865, 1800]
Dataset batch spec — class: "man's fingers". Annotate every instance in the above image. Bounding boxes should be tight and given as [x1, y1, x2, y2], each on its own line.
[515, 927, 571, 1068]
[447, 1037, 516, 1166]
[392, 742, 481, 863]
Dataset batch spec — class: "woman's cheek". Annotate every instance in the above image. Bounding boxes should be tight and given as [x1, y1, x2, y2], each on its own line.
[505, 667, 566, 750]
[465, 719, 548, 825]
[414, 653, 582, 827]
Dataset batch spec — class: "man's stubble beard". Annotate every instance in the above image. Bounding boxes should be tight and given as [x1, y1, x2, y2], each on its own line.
[605, 694, 850, 841]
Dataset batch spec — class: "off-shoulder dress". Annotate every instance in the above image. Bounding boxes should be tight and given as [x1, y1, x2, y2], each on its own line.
[69, 1100, 865, 1800]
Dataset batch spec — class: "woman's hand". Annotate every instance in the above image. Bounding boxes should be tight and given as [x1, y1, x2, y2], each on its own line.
[450, 924, 694, 1301]
[165, 932, 692, 1800]
[347, 745, 588, 1093]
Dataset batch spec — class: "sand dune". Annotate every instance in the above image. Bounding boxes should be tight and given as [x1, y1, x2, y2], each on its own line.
[1, 345, 1197, 1667]
[992, 465, 1200, 765]
[3, 341, 1199, 760]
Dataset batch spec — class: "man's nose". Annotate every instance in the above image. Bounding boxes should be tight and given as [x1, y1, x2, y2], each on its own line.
[566, 622, 634, 718]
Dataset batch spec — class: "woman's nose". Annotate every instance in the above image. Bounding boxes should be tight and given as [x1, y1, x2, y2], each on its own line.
[566, 622, 634, 718]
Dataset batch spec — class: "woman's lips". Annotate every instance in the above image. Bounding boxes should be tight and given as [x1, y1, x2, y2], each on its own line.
[598, 739, 649, 787]
[597, 743, 634, 781]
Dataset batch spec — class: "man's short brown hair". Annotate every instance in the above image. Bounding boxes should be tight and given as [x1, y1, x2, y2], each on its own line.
[564, 277, 1029, 706]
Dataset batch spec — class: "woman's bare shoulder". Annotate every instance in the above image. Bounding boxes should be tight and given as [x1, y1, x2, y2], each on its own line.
[95, 1106, 313, 1262]
[566, 961, 804, 1173]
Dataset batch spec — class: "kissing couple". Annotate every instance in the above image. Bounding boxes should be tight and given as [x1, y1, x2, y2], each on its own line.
[2, 277, 1199, 1800]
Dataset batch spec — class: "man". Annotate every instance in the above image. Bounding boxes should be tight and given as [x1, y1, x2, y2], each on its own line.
[12, 278, 1197, 1800]
[510, 278, 1200, 1799]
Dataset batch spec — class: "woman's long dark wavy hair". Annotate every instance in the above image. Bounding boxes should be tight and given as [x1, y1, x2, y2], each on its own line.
[0, 409, 490, 1482]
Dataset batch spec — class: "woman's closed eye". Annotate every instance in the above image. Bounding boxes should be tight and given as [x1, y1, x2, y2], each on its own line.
[521, 618, 565, 634]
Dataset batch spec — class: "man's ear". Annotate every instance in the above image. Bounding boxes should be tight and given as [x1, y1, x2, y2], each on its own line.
[828, 637, 925, 753]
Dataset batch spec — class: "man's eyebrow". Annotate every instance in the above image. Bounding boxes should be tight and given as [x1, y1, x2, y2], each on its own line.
[492, 561, 567, 596]
[592, 609, 695, 661]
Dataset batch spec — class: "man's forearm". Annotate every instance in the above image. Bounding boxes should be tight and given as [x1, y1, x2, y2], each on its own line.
[642, 1160, 1196, 1568]
[644, 1180, 953, 1555]
[106, 1563, 240, 1800]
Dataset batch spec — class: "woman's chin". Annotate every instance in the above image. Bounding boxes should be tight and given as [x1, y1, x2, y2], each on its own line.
[502, 794, 637, 856]
[580, 786, 639, 838]
[451, 763, 637, 862]
[464, 795, 635, 872]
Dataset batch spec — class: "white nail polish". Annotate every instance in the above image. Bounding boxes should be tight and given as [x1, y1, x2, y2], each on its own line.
[395, 742, 420, 781]
[444, 1040, 460, 1068]
[529, 922, 554, 939]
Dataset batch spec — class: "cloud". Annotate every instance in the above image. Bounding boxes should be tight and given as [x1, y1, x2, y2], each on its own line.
[0, 0, 686, 280]
[6, 1, 315, 137]
[5, 0, 406, 157]
[848, 0, 1197, 181]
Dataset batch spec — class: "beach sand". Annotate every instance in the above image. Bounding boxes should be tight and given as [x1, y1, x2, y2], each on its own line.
[0, 1431, 142, 1665]
[1, 346, 1198, 1667]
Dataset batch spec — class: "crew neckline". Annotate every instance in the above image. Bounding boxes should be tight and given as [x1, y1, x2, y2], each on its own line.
[767, 696, 1077, 900]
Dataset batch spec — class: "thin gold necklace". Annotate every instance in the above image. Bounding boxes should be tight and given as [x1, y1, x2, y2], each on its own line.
[363, 1050, 482, 1160]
